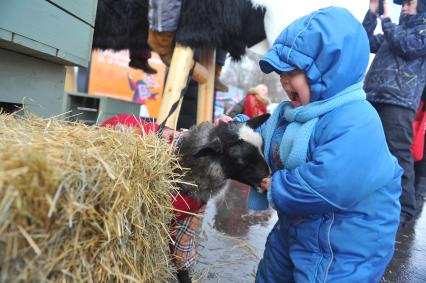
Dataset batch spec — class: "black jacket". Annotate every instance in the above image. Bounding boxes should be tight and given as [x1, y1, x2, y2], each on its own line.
[363, 3, 426, 111]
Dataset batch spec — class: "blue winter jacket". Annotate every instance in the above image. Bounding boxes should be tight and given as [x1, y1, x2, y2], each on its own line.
[363, 1, 426, 111]
[256, 7, 402, 282]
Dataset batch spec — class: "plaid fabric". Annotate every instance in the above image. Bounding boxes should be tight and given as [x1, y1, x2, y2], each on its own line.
[170, 205, 206, 270]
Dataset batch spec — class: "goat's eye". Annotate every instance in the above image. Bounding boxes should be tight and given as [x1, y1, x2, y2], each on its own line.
[227, 146, 241, 157]
[236, 158, 246, 165]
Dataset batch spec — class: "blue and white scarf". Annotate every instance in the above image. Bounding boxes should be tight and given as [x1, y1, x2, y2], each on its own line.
[248, 82, 366, 210]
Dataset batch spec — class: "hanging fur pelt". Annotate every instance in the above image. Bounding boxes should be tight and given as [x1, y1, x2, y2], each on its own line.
[176, 0, 266, 60]
[224, 1, 266, 60]
[92, 0, 266, 61]
[92, 0, 157, 73]
[92, 0, 150, 51]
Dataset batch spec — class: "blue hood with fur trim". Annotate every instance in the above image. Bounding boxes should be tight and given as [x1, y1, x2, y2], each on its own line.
[259, 7, 370, 102]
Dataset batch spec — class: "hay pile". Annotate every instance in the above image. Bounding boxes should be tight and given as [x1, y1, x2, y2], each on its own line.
[0, 114, 181, 282]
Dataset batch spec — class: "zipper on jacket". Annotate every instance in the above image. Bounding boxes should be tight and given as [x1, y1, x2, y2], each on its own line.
[323, 212, 335, 283]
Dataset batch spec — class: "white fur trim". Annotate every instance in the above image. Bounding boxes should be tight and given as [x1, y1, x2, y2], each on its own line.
[238, 125, 263, 149]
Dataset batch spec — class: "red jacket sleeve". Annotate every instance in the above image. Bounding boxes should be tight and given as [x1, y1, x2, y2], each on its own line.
[243, 95, 259, 118]
[100, 114, 160, 134]
[243, 95, 268, 118]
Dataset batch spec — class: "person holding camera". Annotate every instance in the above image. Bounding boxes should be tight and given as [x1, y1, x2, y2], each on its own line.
[363, 0, 426, 226]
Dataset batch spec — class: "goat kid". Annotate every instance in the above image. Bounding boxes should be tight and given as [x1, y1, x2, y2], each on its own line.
[177, 113, 271, 202]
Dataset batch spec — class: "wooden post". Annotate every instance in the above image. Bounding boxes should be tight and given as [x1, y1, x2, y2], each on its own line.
[157, 43, 194, 129]
[196, 48, 216, 124]
[64, 66, 77, 93]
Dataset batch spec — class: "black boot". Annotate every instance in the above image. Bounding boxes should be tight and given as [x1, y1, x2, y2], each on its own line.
[129, 49, 158, 74]
[129, 58, 157, 74]
[176, 269, 192, 283]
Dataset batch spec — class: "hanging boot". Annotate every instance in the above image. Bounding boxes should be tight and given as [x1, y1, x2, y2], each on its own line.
[129, 49, 157, 74]
[148, 29, 175, 66]
[148, 29, 209, 84]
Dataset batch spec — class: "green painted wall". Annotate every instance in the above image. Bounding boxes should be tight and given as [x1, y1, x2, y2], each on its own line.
[0, 0, 97, 67]
[0, 48, 66, 118]
[64, 93, 141, 125]
[48, 0, 98, 26]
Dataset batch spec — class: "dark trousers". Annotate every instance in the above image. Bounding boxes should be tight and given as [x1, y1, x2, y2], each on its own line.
[372, 103, 417, 218]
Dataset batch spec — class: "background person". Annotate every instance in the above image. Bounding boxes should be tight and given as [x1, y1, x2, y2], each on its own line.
[226, 84, 270, 118]
[243, 84, 270, 118]
[362, 0, 426, 225]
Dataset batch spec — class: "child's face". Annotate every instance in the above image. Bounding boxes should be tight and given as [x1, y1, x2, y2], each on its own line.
[280, 70, 311, 107]
[401, 0, 418, 15]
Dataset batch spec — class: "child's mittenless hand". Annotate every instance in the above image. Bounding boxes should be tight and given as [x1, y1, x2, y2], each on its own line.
[369, 0, 380, 15]
[214, 115, 233, 125]
[369, 0, 391, 18]
[161, 128, 182, 143]
[379, 0, 391, 20]
[257, 177, 271, 193]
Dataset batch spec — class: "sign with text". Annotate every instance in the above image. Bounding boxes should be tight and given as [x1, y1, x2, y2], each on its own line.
[88, 50, 166, 118]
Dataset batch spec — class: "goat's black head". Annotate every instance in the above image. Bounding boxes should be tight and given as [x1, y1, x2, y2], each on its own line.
[193, 114, 271, 188]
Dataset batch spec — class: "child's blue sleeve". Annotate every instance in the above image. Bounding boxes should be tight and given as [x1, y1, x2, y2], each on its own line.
[269, 114, 399, 216]
[233, 114, 249, 122]
[233, 114, 267, 134]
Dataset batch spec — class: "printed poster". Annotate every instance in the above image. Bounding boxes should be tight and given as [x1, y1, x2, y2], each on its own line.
[88, 50, 166, 118]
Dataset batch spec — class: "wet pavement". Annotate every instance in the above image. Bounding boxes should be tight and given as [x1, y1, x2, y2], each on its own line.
[193, 181, 426, 283]
[382, 200, 426, 283]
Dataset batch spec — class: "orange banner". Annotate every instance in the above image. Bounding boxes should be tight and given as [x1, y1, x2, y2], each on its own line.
[88, 50, 166, 118]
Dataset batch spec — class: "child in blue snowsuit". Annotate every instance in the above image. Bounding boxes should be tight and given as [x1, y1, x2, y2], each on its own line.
[251, 7, 402, 283]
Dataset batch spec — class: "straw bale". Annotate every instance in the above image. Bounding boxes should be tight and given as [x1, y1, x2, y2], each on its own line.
[0, 114, 181, 282]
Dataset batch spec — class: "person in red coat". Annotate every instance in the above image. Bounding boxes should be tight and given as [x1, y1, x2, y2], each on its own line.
[101, 114, 205, 283]
[243, 84, 270, 118]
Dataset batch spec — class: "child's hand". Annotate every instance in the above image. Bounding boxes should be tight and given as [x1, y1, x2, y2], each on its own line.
[260, 177, 271, 192]
[369, 0, 379, 16]
[161, 128, 182, 142]
[379, 0, 391, 20]
[214, 115, 233, 125]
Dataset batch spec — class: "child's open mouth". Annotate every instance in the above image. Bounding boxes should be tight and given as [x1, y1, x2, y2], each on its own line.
[289, 91, 298, 101]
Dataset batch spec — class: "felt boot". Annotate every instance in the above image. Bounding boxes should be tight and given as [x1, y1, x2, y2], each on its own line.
[129, 49, 157, 74]
[148, 29, 175, 66]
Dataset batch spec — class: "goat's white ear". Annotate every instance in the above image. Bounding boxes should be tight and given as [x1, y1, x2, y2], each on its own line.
[193, 137, 223, 157]
[246, 113, 270, 129]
